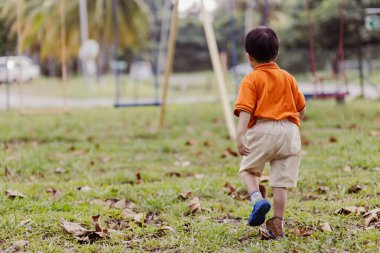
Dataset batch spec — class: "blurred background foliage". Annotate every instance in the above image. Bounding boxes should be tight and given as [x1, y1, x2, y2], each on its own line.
[0, 0, 380, 75]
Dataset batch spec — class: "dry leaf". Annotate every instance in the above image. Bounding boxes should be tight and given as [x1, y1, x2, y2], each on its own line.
[203, 140, 213, 147]
[166, 172, 182, 177]
[60, 217, 108, 242]
[320, 222, 333, 232]
[301, 194, 318, 201]
[258, 225, 272, 240]
[370, 130, 380, 137]
[4, 167, 13, 177]
[223, 182, 237, 195]
[5, 189, 25, 199]
[179, 191, 192, 200]
[174, 160, 191, 167]
[294, 227, 313, 237]
[185, 140, 196, 146]
[19, 219, 32, 227]
[135, 172, 143, 184]
[89, 199, 105, 206]
[159, 225, 176, 233]
[76, 186, 91, 192]
[100, 156, 111, 163]
[54, 167, 65, 174]
[342, 166, 352, 172]
[347, 185, 362, 194]
[364, 213, 378, 228]
[187, 197, 201, 215]
[11, 240, 29, 252]
[329, 136, 338, 143]
[46, 188, 61, 200]
[316, 186, 330, 194]
[334, 206, 366, 215]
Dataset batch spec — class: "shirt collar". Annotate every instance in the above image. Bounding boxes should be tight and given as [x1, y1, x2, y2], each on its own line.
[254, 62, 279, 70]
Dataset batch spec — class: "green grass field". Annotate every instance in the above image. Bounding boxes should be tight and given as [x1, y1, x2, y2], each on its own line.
[0, 100, 379, 252]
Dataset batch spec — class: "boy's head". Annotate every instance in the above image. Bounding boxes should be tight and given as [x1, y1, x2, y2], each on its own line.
[245, 27, 279, 63]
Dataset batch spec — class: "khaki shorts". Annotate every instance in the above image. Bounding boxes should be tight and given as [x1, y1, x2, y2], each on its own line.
[239, 119, 301, 188]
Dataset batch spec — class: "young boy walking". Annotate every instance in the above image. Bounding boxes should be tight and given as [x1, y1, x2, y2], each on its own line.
[234, 27, 306, 239]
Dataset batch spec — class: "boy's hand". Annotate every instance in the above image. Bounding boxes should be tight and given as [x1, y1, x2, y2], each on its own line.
[237, 134, 250, 156]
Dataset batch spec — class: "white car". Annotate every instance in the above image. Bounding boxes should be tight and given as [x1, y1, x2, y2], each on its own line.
[0, 56, 40, 84]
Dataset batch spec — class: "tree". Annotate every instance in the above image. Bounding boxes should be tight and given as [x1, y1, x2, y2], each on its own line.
[0, 0, 151, 61]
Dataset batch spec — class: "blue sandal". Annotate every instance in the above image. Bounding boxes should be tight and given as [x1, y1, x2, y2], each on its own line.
[248, 199, 271, 226]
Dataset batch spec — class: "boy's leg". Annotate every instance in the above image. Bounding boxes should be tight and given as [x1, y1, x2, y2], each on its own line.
[241, 173, 271, 226]
[241, 173, 260, 194]
[272, 187, 286, 219]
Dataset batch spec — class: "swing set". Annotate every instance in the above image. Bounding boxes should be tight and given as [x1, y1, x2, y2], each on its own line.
[304, 0, 350, 101]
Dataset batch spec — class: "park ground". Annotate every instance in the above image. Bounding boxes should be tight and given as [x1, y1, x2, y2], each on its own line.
[0, 99, 379, 252]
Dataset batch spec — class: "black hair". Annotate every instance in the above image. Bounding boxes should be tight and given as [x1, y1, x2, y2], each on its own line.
[245, 26, 279, 62]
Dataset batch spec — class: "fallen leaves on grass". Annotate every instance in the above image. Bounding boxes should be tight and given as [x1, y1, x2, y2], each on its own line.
[347, 185, 362, 194]
[334, 206, 366, 215]
[320, 222, 333, 232]
[203, 140, 214, 147]
[300, 194, 318, 201]
[185, 140, 197, 146]
[214, 216, 242, 225]
[301, 136, 311, 146]
[135, 172, 143, 184]
[258, 225, 272, 240]
[363, 209, 380, 228]
[174, 160, 191, 167]
[166, 172, 182, 177]
[221, 148, 238, 158]
[11, 240, 29, 252]
[179, 191, 192, 200]
[46, 188, 61, 200]
[342, 166, 352, 172]
[294, 226, 313, 237]
[370, 130, 380, 137]
[60, 215, 108, 243]
[223, 182, 237, 195]
[76, 186, 91, 192]
[316, 186, 330, 194]
[54, 167, 65, 174]
[4, 167, 14, 177]
[329, 136, 338, 143]
[159, 225, 176, 233]
[5, 189, 25, 199]
[186, 197, 201, 215]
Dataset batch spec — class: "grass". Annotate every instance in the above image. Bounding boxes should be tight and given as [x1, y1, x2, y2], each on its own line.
[0, 99, 379, 252]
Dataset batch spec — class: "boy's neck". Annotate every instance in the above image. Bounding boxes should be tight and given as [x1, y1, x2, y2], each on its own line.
[252, 60, 275, 68]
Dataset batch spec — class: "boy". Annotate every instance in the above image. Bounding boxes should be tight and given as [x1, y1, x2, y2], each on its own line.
[234, 27, 306, 239]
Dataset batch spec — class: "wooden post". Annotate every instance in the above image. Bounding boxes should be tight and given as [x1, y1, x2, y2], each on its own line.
[200, 0, 236, 140]
[61, 0, 68, 109]
[158, 0, 179, 129]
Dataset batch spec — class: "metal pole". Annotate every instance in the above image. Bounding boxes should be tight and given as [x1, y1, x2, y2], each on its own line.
[157, 0, 171, 73]
[151, 0, 159, 102]
[262, 0, 269, 26]
[112, 0, 121, 105]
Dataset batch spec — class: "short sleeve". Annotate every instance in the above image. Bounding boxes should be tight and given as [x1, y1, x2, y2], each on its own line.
[234, 75, 257, 117]
[291, 76, 306, 111]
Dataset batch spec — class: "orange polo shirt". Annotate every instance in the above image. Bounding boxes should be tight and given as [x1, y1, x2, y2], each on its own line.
[234, 62, 306, 128]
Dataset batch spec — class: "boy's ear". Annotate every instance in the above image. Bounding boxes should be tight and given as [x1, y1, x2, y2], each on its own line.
[246, 53, 254, 62]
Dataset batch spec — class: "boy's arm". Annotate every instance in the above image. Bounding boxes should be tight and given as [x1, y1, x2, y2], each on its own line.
[298, 105, 306, 119]
[236, 111, 251, 156]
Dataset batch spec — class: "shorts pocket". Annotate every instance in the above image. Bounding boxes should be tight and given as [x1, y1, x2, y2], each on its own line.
[286, 126, 301, 155]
